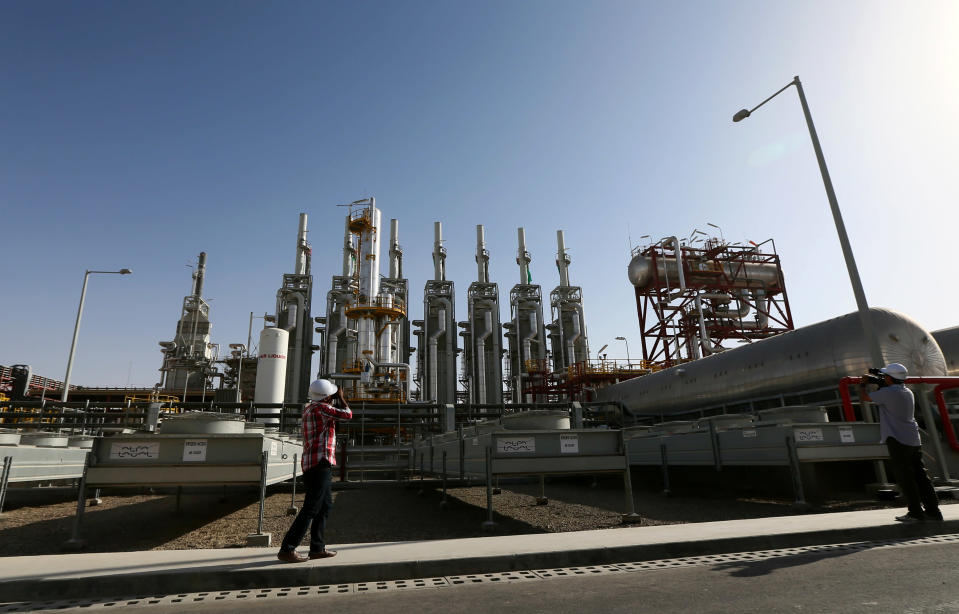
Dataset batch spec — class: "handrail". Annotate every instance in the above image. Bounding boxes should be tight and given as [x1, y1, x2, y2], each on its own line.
[838, 375, 959, 452]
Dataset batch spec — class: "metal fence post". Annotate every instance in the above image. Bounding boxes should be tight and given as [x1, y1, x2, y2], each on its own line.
[0, 456, 12, 515]
[257, 451, 268, 535]
[63, 452, 93, 550]
[660, 442, 671, 496]
[620, 430, 641, 523]
[482, 446, 496, 531]
[287, 452, 298, 516]
[785, 434, 808, 508]
[440, 451, 449, 509]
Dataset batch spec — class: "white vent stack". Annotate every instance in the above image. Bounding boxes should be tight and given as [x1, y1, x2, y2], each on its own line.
[549, 229, 589, 373]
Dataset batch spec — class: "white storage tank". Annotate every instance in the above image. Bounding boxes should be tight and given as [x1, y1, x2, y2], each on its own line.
[254, 327, 289, 424]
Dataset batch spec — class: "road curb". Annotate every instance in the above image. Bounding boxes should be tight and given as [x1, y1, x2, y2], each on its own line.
[2, 520, 957, 603]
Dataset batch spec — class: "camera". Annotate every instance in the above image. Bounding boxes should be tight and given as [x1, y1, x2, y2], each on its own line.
[863, 368, 886, 387]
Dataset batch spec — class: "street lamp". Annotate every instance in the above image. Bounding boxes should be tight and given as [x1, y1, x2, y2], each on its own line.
[61, 269, 133, 402]
[614, 336, 631, 366]
[706, 222, 724, 243]
[733, 76, 883, 369]
[229, 343, 247, 402]
[596, 343, 609, 360]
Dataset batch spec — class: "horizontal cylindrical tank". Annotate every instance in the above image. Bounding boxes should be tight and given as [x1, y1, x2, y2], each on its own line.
[628, 253, 781, 290]
[254, 327, 289, 423]
[932, 326, 959, 375]
[597, 308, 947, 417]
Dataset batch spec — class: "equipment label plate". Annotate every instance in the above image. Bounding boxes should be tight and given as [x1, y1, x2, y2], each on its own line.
[110, 442, 160, 460]
[742, 429, 757, 438]
[270, 441, 278, 457]
[839, 426, 855, 443]
[794, 428, 824, 443]
[560, 434, 579, 454]
[183, 439, 208, 462]
[497, 437, 535, 454]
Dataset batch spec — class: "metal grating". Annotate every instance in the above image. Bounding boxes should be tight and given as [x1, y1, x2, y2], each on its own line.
[3, 533, 957, 613]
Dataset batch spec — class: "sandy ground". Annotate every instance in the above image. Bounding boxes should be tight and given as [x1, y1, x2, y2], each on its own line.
[0, 475, 925, 556]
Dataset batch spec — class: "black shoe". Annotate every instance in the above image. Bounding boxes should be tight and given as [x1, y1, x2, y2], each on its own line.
[925, 510, 944, 521]
[895, 513, 925, 523]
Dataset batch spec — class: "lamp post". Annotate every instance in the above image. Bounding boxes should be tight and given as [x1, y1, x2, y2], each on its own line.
[229, 343, 247, 402]
[615, 336, 631, 366]
[61, 269, 133, 402]
[733, 76, 884, 369]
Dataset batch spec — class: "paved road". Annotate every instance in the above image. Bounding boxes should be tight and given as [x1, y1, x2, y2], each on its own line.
[30, 538, 958, 613]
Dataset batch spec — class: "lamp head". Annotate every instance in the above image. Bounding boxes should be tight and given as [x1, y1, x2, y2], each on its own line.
[615, 336, 626, 341]
[732, 109, 751, 122]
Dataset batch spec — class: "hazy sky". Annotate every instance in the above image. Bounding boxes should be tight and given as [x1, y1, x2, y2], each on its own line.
[2, 1, 957, 387]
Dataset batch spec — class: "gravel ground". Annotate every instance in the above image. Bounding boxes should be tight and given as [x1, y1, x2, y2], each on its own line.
[1, 475, 935, 557]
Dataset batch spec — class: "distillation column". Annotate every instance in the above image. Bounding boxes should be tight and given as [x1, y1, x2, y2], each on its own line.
[160, 252, 215, 397]
[322, 212, 357, 380]
[273, 213, 314, 404]
[549, 230, 589, 373]
[507, 228, 547, 403]
[465, 225, 503, 404]
[322, 199, 409, 402]
[418, 222, 458, 403]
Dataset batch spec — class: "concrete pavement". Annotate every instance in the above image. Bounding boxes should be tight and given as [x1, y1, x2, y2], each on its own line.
[1, 506, 957, 603]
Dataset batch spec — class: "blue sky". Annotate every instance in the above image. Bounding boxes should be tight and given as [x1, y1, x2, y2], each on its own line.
[2, 1, 957, 387]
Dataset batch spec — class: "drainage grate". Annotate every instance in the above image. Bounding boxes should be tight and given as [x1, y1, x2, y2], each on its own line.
[4, 533, 957, 613]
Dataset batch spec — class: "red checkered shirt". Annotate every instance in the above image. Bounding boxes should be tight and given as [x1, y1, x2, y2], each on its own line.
[301, 400, 352, 472]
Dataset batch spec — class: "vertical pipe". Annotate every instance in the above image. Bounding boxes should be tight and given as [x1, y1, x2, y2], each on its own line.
[433, 222, 445, 281]
[517, 228, 530, 284]
[295, 213, 309, 275]
[389, 218, 401, 278]
[193, 252, 207, 298]
[342, 214, 353, 276]
[476, 225, 488, 283]
[556, 230, 569, 287]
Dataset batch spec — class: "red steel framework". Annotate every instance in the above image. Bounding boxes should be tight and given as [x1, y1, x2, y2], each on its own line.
[634, 236, 794, 368]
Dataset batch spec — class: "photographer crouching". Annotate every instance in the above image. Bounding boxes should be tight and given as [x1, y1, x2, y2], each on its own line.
[857, 363, 943, 523]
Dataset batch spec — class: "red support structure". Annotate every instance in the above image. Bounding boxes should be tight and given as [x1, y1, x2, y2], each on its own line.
[838, 376, 959, 452]
[632, 236, 794, 368]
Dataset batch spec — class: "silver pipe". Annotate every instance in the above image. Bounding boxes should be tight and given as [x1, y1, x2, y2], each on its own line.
[327, 302, 347, 375]
[433, 222, 445, 281]
[663, 237, 685, 291]
[517, 227, 530, 284]
[694, 294, 724, 355]
[193, 252, 207, 298]
[295, 213, 309, 275]
[341, 215, 353, 276]
[389, 218, 401, 278]
[556, 230, 570, 287]
[429, 297, 450, 401]
[476, 225, 489, 283]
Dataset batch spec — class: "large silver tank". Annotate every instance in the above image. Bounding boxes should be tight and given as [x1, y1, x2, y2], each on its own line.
[597, 308, 946, 416]
[627, 252, 782, 290]
[932, 327, 959, 375]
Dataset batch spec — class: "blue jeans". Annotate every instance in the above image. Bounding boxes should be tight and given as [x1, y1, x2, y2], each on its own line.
[280, 462, 333, 553]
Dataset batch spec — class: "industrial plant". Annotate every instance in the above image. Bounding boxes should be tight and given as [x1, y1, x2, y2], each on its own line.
[2, 196, 958, 548]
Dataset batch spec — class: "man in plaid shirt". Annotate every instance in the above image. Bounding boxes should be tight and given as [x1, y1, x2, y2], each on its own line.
[278, 379, 352, 563]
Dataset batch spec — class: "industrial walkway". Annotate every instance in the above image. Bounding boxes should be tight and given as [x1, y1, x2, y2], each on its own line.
[1, 506, 957, 603]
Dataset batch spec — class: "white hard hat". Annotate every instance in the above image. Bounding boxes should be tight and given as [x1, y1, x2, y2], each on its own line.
[308, 379, 338, 400]
[879, 363, 908, 381]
